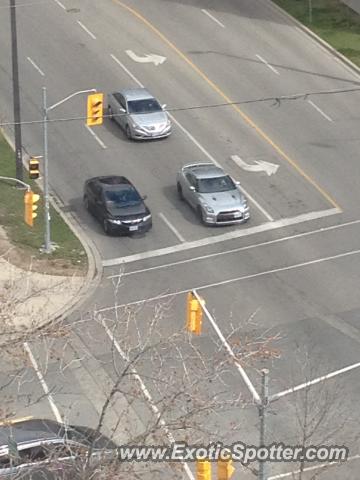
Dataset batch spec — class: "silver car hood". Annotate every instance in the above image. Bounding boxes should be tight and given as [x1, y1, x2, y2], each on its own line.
[130, 111, 168, 127]
[199, 189, 246, 211]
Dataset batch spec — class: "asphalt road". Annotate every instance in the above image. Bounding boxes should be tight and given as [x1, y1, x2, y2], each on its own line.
[1, 0, 360, 478]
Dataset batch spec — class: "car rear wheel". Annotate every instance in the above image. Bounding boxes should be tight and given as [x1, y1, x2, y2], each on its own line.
[108, 106, 114, 121]
[83, 195, 89, 211]
[125, 125, 132, 140]
[177, 183, 184, 200]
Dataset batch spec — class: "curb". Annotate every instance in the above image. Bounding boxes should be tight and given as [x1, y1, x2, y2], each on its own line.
[0, 125, 103, 326]
[265, 0, 360, 79]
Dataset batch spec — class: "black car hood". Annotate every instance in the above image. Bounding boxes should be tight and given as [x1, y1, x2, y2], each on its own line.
[107, 202, 147, 218]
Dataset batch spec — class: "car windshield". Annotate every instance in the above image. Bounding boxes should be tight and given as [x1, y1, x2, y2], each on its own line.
[197, 176, 236, 193]
[104, 187, 141, 207]
[127, 99, 162, 114]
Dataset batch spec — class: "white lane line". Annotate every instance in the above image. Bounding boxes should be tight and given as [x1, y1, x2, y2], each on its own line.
[24, 342, 63, 424]
[109, 52, 270, 221]
[77, 20, 96, 39]
[53, 0, 66, 9]
[308, 99, 333, 122]
[268, 455, 360, 479]
[201, 9, 225, 28]
[27, 57, 45, 76]
[270, 360, 360, 402]
[107, 218, 360, 279]
[194, 290, 261, 404]
[102, 321, 195, 480]
[84, 124, 107, 149]
[158, 212, 186, 242]
[98, 243, 360, 312]
[102, 207, 339, 267]
[110, 54, 144, 87]
[255, 54, 280, 75]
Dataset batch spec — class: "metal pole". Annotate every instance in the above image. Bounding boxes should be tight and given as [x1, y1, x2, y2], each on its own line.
[10, 0, 23, 181]
[258, 369, 269, 480]
[309, 0, 313, 23]
[42, 86, 52, 253]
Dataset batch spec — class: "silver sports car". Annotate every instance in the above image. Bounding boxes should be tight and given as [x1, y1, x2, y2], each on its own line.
[176, 163, 250, 225]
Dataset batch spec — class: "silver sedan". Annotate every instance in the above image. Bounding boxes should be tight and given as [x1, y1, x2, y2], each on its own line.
[176, 163, 250, 225]
[107, 88, 172, 140]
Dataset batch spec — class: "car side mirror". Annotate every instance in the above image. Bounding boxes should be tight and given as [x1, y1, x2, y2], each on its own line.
[234, 180, 241, 186]
[162, 104, 167, 110]
[189, 186, 196, 192]
[142, 195, 148, 201]
[119, 107, 126, 113]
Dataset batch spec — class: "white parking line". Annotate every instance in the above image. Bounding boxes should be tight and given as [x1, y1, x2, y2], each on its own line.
[53, 0, 66, 9]
[308, 99, 333, 122]
[102, 321, 195, 480]
[109, 52, 270, 221]
[107, 218, 360, 279]
[102, 207, 339, 267]
[24, 342, 63, 424]
[194, 290, 261, 403]
[27, 57, 45, 76]
[77, 20, 96, 39]
[158, 212, 186, 242]
[84, 124, 107, 149]
[98, 241, 359, 312]
[256, 54, 280, 75]
[110, 54, 144, 87]
[201, 9, 225, 28]
[268, 455, 360, 479]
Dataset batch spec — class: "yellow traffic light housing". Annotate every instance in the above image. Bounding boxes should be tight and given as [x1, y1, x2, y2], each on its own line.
[197, 460, 211, 480]
[186, 292, 204, 335]
[218, 459, 235, 480]
[24, 190, 40, 227]
[87, 93, 104, 126]
[29, 157, 40, 179]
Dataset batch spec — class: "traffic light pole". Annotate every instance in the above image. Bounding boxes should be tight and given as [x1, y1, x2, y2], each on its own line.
[41, 87, 96, 254]
[258, 369, 269, 480]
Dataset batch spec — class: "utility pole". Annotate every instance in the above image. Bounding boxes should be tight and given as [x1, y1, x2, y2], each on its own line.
[41, 87, 96, 253]
[9, 0, 23, 181]
[258, 369, 269, 480]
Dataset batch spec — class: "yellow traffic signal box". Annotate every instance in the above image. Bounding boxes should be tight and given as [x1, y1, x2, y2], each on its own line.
[29, 157, 40, 179]
[218, 459, 235, 480]
[87, 92, 104, 126]
[197, 460, 211, 480]
[24, 190, 40, 227]
[186, 292, 204, 335]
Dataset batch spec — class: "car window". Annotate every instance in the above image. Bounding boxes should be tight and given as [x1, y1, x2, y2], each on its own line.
[127, 99, 162, 114]
[185, 173, 196, 188]
[197, 175, 235, 193]
[114, 93, 126, 109]
[104, 188, 141, 206]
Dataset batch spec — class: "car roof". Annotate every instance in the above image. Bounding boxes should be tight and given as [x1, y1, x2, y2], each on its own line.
[117, 88, 154, 101]
[183, 163, 226, 179]
[87, 176, 132, 188]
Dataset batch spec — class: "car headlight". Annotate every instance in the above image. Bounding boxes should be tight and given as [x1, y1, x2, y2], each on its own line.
[202, 204, 214, 214]
[143, 214, 152, 221]
[108, 219, 122, 225]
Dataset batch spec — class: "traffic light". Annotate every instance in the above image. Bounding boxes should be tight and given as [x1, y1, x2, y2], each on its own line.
[87, 92, 104, 126]
[218, 459, 235, 480]
[196, 460, 211, 480]
[24, 190, 40, 227]
[186, 292, 204, 335]
[28, 157, 40, 179]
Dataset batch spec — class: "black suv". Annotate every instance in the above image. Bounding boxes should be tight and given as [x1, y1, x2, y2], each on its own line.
[83, 176, 152, 235]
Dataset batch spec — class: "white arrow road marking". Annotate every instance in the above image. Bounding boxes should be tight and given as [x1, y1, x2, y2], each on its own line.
[125, 50, 166, 66]
[231, 154, 279, 176]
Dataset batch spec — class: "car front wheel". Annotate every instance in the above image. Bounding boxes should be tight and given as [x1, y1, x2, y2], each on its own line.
[125, 125, 132, 140]
[197, 206, 206, 225]
[177, 182, 184, 201]
[108, 106, 114, 121]
[103, 219, 111, 235]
